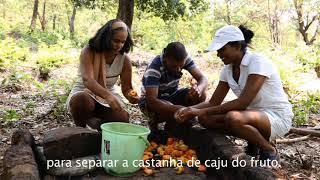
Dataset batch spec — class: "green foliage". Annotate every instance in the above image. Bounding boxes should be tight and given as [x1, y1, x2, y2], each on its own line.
[48, 79, 73, 118]
[2, 109, 21, 121]
[1, 71, 33, 92]
[3, 23, 75, 49]
[0, 18, 7, 40]
[26, 30, 66, 46]
[23, 102, 36, 116]
[70, 0, 113, 9]
[52, 93, 69, 118]
[33, 81, 46, 91]
[0, 38, 29, 69]
[36, 53, 68, 70]
[136, 0, 209, 21]
[291, 91, 320, 126]
[34, 48, 77, 76]
[133, 11, 216, 52]
[260, 48, 305, 97]
[293, 44, 320, 70]
[133, 15, 168, 51]
[0, 0, 320, 126]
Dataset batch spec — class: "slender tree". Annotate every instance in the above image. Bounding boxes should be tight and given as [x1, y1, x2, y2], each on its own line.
[67, 0, 101, 36]
[224, 0, 232, 24]
[293, 0, 320, 45]
[37, 0, 47, 31]
[69, 3, 76, 35]
[1, 0, 6, 18]
[117, 0, 134, 29]
[267, 0, 281, 44]
[30, 0, 39, 31]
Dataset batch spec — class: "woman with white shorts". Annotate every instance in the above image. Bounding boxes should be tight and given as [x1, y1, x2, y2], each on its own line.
[174, 25, 293, 161]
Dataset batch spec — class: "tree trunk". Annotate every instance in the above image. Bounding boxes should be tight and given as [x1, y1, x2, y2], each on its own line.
[274, 2, 280, 44]
[37, 0, 46, 31]
[224, 0, 231, 24]
[267, 0, 280, 45]
[30, 0, 39, 31]
[41, 0, 46, 31]
[53, 14, 56, 30]
[116, 0, 134, 30]
[69, 5, 77, 37]
[293, 0, 319, 46]
[1, 0, 6, 18]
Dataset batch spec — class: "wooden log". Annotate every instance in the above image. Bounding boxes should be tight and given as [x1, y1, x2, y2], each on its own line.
[289, 128, 320, 137]
[276, 135, 310, 144]
[159, 124, 278, 179]
[1, 129, 40, 180]
[43, 127, 101, 160]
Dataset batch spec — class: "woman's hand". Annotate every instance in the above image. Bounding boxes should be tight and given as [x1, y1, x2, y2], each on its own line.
[127, 89, 140, 104]
[174, 107, 200, 123]
[174, 107, 186, 122]
[128, 96, 140, 104]
[105, 95, 123, 111]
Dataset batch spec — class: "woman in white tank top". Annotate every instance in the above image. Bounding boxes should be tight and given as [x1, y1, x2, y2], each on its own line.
[66, 19, 139, 130]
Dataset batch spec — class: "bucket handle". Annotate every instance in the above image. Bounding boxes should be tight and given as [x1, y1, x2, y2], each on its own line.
[139, 136, 150, 147]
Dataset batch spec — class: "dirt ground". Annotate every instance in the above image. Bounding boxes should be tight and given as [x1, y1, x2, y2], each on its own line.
[0, 51, 319, 179]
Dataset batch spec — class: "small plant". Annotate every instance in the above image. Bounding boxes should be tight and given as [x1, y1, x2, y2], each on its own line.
[22, 101, 36, 116]
[292, 105, 309, 126]
[1, 71, 32, 92]
[0, 38, 29, 70]
[52, 93, 68, 118]
[314, 59, 320, 78]
[3, 109, 21, 121]
[291, 91, 320, 126]
[39, 65, 51, 80]
[35, 50, 74, 80]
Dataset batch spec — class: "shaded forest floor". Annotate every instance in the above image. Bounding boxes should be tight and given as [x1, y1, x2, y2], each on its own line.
[0, 51, 319, 179]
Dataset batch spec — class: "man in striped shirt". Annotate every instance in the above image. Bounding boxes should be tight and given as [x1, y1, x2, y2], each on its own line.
[139, 42, 208, 132]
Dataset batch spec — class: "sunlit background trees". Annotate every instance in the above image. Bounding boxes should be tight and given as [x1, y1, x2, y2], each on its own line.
[0, 0, 319, 125]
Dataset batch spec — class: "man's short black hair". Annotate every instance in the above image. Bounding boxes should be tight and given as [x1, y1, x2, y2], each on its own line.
[163, 42, 188, 61]
[88, 19, 133, 54]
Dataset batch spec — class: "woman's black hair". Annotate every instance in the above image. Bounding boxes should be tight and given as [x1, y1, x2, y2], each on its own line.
[163, 42, 188, 62]
[228, 25, 254, 52]
[88, 19, 133, 54]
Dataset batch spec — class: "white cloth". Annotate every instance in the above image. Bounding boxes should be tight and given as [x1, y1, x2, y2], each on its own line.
[66, 53, 126, 112]
[219, 51, 293, 140]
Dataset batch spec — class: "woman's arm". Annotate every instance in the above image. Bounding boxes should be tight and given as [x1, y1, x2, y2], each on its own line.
[146, 87, 184, 115]
[120, 55, 139, 104]
[80, 47, 122, 110]
[200, 74, 266, 116]
[192, 81, 230, 109]
[174, 81, 229, 122]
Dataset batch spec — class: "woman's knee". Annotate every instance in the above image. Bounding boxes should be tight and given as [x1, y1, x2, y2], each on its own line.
[224, 111, 243, 128]
[70, 93, 95, 112]
[198, 114, 209, 127]
[112, 110, 129, 123]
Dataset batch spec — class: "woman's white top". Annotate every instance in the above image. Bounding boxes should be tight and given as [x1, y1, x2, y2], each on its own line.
[219, 51, 293, 113]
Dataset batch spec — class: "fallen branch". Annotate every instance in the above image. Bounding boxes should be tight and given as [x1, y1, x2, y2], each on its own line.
[306, 126, 320, 130]
[289, 127, 320, 137]
[276, 135, 310, 144]
[299, 125, 320, 130]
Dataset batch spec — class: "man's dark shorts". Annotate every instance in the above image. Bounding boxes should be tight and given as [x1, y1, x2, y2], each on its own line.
[138, 88, 190, 120]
